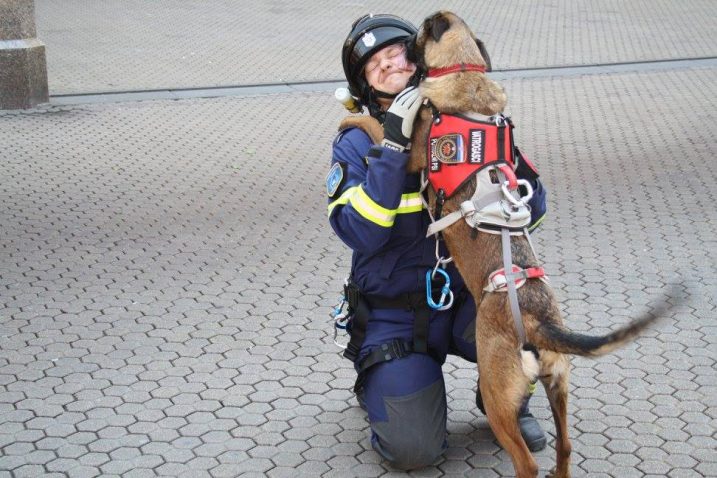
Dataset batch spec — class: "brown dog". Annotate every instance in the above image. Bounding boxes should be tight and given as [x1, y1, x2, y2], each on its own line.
[400, 11, 675, 478]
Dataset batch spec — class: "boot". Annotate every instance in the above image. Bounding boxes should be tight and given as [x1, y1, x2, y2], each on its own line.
[476, 382, 547, 452]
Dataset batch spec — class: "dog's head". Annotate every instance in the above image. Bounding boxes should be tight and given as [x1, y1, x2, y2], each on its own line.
[407, 11, 492, 74]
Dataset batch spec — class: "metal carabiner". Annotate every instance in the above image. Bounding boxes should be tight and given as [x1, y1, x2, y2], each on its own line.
[333, 311, 350, 349]
[434, 237, 454, 266]
[426, 267, 454, 310]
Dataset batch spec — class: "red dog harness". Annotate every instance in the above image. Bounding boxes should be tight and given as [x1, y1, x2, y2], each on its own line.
[421, 62, 546, 351]
[427, 113, 516, 198]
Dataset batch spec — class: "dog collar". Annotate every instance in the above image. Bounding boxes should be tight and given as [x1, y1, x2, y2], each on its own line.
[426, 63, 486, 78]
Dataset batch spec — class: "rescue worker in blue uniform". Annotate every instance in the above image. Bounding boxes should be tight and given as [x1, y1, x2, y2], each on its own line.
[327, 13, 548, 470]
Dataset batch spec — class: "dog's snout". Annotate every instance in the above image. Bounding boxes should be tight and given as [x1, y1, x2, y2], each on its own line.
[424, 12, 451, 43]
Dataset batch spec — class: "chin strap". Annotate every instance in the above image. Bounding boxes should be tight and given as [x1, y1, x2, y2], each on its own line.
[371, 87, 398, 99]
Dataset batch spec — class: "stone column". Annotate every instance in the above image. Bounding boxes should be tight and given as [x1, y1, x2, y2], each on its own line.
[0, 0, 49, 109]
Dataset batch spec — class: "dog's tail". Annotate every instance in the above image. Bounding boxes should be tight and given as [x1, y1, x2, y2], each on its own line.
[534, 285, 682, 357]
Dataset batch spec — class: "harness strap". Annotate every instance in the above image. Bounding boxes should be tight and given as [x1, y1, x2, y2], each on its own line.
[497, 122, 505, 163]
[343, 284, 436, 363]
[426, 190, 504, 237]
[354, 339, 438, 395]
[485, 265, 545, 292]
[343, 283, 370, 362]
[409, 294, 430, 355]
[356, 340, 413, 376]
[501, 227, 527, 344]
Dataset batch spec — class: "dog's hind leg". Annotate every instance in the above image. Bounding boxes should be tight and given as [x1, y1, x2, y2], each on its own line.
[540, 353, 572, 478]
[477, 328, 539, 477]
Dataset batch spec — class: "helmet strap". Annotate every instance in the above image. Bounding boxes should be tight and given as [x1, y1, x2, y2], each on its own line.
[365, 88, 387, 123]
[371, 87, 398, 100]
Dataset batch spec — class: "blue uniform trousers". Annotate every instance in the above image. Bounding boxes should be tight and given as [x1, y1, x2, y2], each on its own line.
[356, 293, 477, 470]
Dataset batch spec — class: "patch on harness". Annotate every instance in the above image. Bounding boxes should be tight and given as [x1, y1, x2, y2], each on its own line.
[426, 113, 515, 198]
[469, 129, 485, 164]
[326, 162, 346, 198]
[432, 134, 464, 167]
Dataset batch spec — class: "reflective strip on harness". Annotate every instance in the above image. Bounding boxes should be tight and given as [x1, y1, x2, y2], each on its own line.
[484, 265, 545, 292]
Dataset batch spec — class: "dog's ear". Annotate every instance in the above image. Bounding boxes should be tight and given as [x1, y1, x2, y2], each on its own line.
[404, 34, 418, 64]
[475, 37, 492, 72]
[404, 34, 426, 82]
[430, 15, 451, 42]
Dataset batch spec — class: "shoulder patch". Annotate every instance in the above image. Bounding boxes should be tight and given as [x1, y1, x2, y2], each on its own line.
[326, 162, 346, 198]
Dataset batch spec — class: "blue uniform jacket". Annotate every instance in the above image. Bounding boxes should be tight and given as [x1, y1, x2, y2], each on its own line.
[327, 126, 462, 298]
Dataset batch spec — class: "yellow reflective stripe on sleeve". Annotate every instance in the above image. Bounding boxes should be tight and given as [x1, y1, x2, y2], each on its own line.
[327, 186, 359, 217]
[396, 192, 424, 214]
[350, 185, 396, 227]
[327, 188, 422, 222]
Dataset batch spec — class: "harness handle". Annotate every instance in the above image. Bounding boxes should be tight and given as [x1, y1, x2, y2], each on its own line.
[502, 179, 534, 207]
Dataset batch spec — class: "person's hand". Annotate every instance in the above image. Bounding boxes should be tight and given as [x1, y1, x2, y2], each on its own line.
[381, 86, 423, 152]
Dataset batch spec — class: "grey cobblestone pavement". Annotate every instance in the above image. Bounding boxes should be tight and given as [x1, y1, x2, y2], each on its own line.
[3, 2, 717, 477]
[2, 63, 716, 476]
[37, 0, 717, 95]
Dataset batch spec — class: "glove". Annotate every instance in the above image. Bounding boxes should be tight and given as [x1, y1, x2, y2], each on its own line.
[381, 86, 423, 152]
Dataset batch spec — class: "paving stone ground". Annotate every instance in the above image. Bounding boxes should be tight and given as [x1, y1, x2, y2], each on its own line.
[36, 0, 717, 94]
[3, 1, 717, 477]
[2, 63, 716, 476]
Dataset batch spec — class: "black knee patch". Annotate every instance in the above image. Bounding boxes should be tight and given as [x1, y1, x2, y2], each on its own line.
[371, 380, 447, 469]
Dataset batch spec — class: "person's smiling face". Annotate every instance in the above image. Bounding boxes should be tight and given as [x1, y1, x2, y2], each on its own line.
[364, 43, 416, 99]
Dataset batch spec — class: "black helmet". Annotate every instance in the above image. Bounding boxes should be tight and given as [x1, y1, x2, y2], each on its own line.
[341, 14, 417, 113]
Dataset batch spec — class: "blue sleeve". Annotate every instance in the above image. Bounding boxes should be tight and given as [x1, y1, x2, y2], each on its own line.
[327, 127, 409, 254]
[527, 178, 547, 231]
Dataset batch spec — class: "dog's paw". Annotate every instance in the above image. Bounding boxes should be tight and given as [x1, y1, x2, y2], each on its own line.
[545, 466, 570, 478]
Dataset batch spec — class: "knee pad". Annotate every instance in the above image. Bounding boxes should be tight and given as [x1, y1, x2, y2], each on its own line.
[370, 379, 447, 470]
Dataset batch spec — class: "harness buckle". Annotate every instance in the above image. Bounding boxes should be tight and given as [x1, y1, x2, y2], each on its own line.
[484, 265, 546, 292]
[386, 340, 410, 360]
[344, 342, 360, 362]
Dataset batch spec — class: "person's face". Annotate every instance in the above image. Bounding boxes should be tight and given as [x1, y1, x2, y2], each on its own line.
[363, 43, 416, 102]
